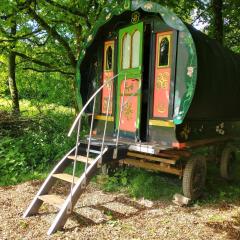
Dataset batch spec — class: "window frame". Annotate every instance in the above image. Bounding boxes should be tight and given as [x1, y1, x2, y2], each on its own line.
[104, 41, 114, 72]
[121, 30, 141, 70]
[157, 32, 172, 69]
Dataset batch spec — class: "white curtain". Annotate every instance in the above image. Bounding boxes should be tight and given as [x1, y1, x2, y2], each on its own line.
[131, 31, 140, 68]
[122, 33, 131, 69]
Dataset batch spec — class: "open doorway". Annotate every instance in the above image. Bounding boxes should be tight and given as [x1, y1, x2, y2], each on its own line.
[140, 23, 151, 141]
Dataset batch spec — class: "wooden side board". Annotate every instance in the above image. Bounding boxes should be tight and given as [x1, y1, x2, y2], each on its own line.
[175, 136, 233, 149]
[120, 158, 182, 176]
[127, 151, 178, 165]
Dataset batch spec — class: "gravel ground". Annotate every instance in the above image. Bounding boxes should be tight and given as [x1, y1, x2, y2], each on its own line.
[1, 180, 240, 240]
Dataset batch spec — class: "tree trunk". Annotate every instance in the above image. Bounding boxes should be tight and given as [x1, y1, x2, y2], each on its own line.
[212, 0, 224, 44]
[8, 17, 20, 115]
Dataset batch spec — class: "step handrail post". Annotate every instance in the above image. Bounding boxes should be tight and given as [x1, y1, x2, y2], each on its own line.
[69, 116, 82, 213]
[100, 81, 113, 164]
[68, 74, 119, 137]
[85, 96, 96, 171]
[113, 73, 127, 159]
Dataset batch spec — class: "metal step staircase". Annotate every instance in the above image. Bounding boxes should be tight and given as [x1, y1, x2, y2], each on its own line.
[23, 73, 140, 235]
[22, 144, 108, 234]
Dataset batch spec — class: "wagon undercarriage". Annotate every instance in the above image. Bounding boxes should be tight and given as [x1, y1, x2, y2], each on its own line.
[98, 136, 238, 200]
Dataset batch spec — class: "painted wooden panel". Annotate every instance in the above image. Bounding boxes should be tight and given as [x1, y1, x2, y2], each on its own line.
[101, 41, 114, 114]
[153, 68, 171, 117]
[117, 22, 143, 137]
[119, 79, 139, 132]
[102, 71, 113, 114]
[153, 32, 172, 118]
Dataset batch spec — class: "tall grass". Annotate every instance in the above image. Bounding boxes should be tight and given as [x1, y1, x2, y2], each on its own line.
[0, 98, 77, 186]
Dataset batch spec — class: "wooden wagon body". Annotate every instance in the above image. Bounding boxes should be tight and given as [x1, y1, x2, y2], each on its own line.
[79, 0, 240, 198]
[80, 2, 240, 150]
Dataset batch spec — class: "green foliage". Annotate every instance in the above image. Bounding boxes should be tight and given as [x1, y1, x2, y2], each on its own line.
[0, 99, 77, 186]
[203, 155, 240, 204]
[154, 0, 206, 24]
[102, 169, 129, 192]
[222, 0, 240, 52]
[102, 168, 181, 200]
[16, 70, 74, 107]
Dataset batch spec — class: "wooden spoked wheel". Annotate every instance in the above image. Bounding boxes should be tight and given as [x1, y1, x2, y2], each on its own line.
[220, 146, 236, 180]
[182, 155, 207, 200]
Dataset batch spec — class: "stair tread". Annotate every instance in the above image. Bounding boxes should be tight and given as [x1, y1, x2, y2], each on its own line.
[23, 146, 111, 235]
[78, 147, 101, 154]
[89, 149, 101, 154]
[53, 173, 79, 183]
[68, 155, 94, 163]
[38, 194, 65, 208]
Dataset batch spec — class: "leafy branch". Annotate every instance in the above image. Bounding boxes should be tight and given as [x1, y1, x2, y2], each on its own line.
[27, 7, 77, 68]
[13, 51, 74, 75]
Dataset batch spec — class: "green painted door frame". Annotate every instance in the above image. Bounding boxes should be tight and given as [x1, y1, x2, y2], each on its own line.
[116, 22, 144, 139]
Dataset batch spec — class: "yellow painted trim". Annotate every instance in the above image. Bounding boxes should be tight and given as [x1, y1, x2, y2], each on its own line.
[149, 119, 175, 128]
[95, 115, 114, 122]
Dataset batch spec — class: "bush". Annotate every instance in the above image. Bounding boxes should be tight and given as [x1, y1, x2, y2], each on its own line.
[0, 112, 76, 186]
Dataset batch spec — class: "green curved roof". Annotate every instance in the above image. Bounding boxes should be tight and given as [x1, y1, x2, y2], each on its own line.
[76, 0, 197, 125]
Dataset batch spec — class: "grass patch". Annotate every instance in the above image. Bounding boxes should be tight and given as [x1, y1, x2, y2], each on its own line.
[203, 154, 240, 204]
[0, 97, 74, 117]
[101, 167, 181, 200]
[101, 152, 240, 202]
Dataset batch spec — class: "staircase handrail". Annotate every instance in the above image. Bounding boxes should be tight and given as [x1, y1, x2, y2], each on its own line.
[68, 73, 119, 137]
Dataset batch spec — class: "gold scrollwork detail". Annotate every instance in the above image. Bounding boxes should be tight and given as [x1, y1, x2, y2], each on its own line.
[157, 104, 165, 113]
[125, 83, 134, 93]
[180, 124, 191, 140]
[104, 78, 112, 89]
[123, 102, 133, 120]
[103, 97, 112, 112]
[156, 72, 169, 89]
[131, 12, 140, 24]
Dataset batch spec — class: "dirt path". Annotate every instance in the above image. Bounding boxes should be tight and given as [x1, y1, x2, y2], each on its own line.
[0, 180, 240, 240]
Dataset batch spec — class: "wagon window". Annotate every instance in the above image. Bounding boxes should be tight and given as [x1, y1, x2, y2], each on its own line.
[122, 33, 131, 69]
[105, 45, 113, 70]
[131, 30, 140, 68]
[159, 36, 170, 67]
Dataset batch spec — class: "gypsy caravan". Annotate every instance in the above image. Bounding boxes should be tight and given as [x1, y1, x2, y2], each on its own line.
[23, 0, 240, 234]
